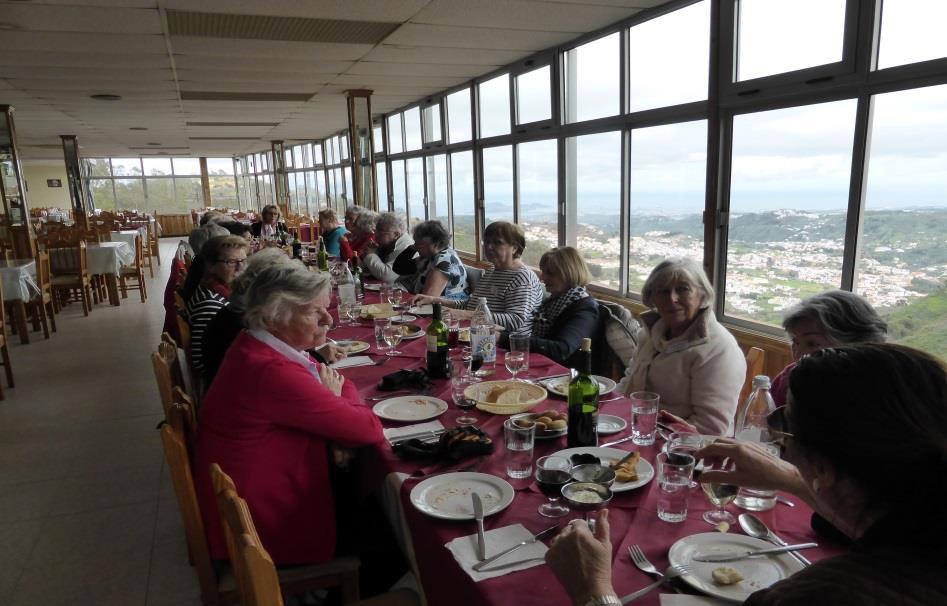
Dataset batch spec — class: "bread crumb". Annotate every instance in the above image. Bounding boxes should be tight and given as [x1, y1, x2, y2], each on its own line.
[714, 521, 730, 533]
[711, 567, 744, 586]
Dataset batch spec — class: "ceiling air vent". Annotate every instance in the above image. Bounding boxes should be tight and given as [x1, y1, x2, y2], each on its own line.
[186, 121, 279, 127]
[166, 10, 399, 44]
[181, 91, 313, 101]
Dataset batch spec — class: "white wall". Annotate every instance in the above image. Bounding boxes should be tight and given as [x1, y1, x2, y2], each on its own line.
[22, 161, 71, 210]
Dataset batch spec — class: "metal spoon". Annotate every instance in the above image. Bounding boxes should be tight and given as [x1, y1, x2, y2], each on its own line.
[738, 513, 812, 567]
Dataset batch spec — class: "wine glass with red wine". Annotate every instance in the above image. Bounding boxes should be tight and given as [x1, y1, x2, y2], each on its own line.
[535, 456, 572, 517]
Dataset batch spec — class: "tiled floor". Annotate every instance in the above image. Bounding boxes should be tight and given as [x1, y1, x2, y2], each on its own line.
[0, 239, 202, 605]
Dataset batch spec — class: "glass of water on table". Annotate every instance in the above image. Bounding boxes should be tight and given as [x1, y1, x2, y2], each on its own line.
[656, 451, 695, 523]
[503, 417, 535, 479]
[630, 391, 660, 445]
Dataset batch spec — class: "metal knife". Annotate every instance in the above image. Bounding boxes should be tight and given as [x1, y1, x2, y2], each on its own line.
[472, 493, 486, 561]
[472, 524, 559, 572]
[692, 542, 818, 563]
[600, 435, 635, 448]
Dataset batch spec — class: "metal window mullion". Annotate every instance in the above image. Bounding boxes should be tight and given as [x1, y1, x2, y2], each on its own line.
[841, 93, 874, 292]
[621, 128, 631, 297]
[512, 144, 519, 225]
[713, 110, 735, 319]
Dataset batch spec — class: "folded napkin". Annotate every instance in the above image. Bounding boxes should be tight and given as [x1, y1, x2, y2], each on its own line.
[446, 524, 547, 582]
[660, 595, 728, 605]
[383, 420, 445, 445]
[330, 356, 375, 369]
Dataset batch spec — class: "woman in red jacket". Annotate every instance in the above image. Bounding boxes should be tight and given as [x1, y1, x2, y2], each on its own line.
[194, 261, 383, 565]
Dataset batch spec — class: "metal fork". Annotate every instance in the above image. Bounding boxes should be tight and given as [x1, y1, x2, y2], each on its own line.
[627, 545, 661, 577]
[620, 564, 690, 604]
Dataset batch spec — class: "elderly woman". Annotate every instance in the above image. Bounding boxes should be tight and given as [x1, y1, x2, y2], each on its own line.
[499, 246, 598, 367]
[318, 208, 352, 259]
[547, 343, 947, 604]
[770, 290, 886, 406]
[617, 257, 744, 436]
[194, 262, 383, 565]
[185, 235, 249, 375]
[415, 221, 544, 336]
[250, 204, 286, 239]
[344, 204, 366, 233]
[348, 209, 378, 259]
[393, 219, 468, 300]
[362, 212, 413, 283]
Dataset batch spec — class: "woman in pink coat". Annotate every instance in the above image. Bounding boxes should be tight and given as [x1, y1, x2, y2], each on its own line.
[194, 261, 383, 565]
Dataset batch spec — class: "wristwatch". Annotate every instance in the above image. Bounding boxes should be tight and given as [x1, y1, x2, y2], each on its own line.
[582, 595, 621, 606]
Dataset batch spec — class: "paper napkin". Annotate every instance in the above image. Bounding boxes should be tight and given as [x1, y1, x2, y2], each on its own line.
[330, 356, 375, 369]
[383, 420, 445, 445]
[660, 595, 728, 605]
[446, 524, 548, 582]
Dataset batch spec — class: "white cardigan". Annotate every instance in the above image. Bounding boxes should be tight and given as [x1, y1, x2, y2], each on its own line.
[617, 308, 746, 436]
[362, 232, 413, 284]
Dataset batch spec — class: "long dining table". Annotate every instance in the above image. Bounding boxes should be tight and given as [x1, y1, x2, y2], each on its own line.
[326, 287, 846, 605]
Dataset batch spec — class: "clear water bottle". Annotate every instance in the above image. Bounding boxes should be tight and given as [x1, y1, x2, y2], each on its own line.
[471, 297, 492, 326]
[469, 298, 495, 377]
[734, 375, 778, 511]
[337, 262, 356, 304]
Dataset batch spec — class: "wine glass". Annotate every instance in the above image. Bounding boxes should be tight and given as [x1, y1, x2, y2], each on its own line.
[387, 287, 404, 311]
[535, 456, 572, 517]
[701, 458, 738, 525]
[505, 350, 526, 381]
[382, 325, 403, 356]
[450, 365, 478, 426]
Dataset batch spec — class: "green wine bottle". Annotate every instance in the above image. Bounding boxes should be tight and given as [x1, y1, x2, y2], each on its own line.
[317, 237, 329, 272]
[567, 338, 599, 447]
[351, 252, 365, 300]
[426, 303, 449, 378]
[291, 229, 302, 259]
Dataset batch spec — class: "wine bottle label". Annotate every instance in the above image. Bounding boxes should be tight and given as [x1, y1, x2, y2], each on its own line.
[427, 334, 437, 352]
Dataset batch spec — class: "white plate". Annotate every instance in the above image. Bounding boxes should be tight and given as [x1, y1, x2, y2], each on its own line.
[596, 414, 627, 435]
[364, 283, 382, 291]
[409, 472, 515, 520]
[372, 396, 448, 422]
[333, 339, 370, 354]
[390, 314, 418, 323]
[510, 412, 566, 440]
[409, 304, 434, 316]
[398, 324, 424, 339]
[551, 446, 653, 492]
[668, 533, 805, 603]
[542, 375, 617, 397]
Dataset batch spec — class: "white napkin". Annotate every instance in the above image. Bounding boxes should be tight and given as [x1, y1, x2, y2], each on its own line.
[383, 420, 445, 445]
[446, 524, 547, 582]
[660, 595, 728, 605]
[330, 356, 375, 369]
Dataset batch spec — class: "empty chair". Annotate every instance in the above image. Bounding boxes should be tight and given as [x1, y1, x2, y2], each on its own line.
[119, 233, 148, 303]
[48, 239, 94, 316]
[738, 346, 766, 408]
[29, 250, 57, 339]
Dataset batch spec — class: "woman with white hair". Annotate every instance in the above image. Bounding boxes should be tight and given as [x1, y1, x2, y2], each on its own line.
[617, 257, 745, 436]
[194, 262, 383, 565]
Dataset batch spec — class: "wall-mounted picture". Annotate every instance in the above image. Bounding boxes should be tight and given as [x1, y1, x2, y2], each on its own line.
[46, 179, 62, 188]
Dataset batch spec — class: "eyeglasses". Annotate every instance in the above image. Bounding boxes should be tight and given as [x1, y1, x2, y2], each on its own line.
[766, 407, 794, 458]
[218, 258, 247, 268]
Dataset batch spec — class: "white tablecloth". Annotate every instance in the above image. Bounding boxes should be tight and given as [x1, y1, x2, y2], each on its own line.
[0, 259, 39, 302]
[87, 242, 133, 275]
[110, 229, 145, 249]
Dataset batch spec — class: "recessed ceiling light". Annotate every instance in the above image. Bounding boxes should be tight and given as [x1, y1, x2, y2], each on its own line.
[129, 127, 148, 131]
[90, 94, 122, 101]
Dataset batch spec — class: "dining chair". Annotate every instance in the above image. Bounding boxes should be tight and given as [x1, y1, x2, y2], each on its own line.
[29, 250, 57, 339]
[48, 239, 94, 316]
[153, 337, 188, 419]
[119, 233, 148, 303]
[0, 281, 15, 400]
[738, 346, 767, 409]
[209, 464, 363, 605]
[148, 219, 162, 268]
[176, 312, 201, 404]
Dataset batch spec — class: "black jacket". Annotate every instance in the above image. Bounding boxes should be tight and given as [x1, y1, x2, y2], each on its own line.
[500, 296, 599, 369]
[249, 221, 287, 238]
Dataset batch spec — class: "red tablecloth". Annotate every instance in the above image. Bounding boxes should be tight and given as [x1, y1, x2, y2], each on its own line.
[330, 290, 847, 605]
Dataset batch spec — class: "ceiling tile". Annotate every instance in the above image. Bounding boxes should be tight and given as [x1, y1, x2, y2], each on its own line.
[169, 37, 372, 60]
[0, 5, 163, 34]
[345, 61, 490, 79]
[173, 55, 354, 73]
[158, 0, 429, 22]
[0, 51, 172, 69]
[362, 45, 525, 66]
[0, 66, 173, 81]
[0, 32, 167, 54]
[412, 0, 639, 33]
[383, 23, 580, 52]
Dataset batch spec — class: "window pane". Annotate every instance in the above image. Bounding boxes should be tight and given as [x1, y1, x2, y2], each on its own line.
[629, 0, 709, 112]
[726, 99, 857, 325]
[629, 121, 707, 292]
[87, 158, 110, 177]
[391, 159, 406, 216]
[858, 84, 947, 358]
[146, 178, 176, 213]
[567, 131, 622, 290]
[517, 139, 558, 266]
[373, 125, 385, 154]
[387, 114, 404, 154]
[478, 73, 511, 138]
[564, 32, 620, 123]
[206, 157, 234, 175]
[175, 177, 204, 207]
[451, 150, 476, 254]
[284, 149, 294, 169]
[313, 143, 324, 166]
[314, 170, 327, 208]
[423, 104, 442, 143]
[294, 146, 309, 168]
[737, 0, 846, 81]
[376, 162, 388, 210]
[404, 107, 422, 151]
[89, 179, 115, 209]
[111, 158, 141, 177]
[142, 157, 172, 176]
[406, 157, 425, 227]
[516, 65, 551, 124]
[447, 88, 472, 143]
[482, 145, 513, 225]
[173, 158, 201, 176]
[326, 139, 338, 165]
[426, 154, 449, 229]
[114, 178, 144, 207]
[878, 0, 947, 69]
[339, 135, 349, 161]
[304, 171, 317, 215]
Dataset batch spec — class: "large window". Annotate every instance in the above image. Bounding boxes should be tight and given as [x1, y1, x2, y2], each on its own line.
[877, 0, 947, 70]
[451, 151, 476, 254]
[516, 66, 551, 125]
[479, 74, 511, 138]
[406, 157, 425, 226]
[516, 139, 558, 266]
[83, 156, 215, 212]
[426, 154, 449, 229]
[482, 145, 513, 225]
[564, 32, 620, 123]
[391, 159, 406, 216]
[447, 88, 472, 143]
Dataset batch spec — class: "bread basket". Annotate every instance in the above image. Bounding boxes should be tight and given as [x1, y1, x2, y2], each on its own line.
[464, 380, 548, 415]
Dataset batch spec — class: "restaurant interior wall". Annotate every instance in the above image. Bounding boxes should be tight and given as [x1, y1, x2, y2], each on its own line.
[22, 161, 70, 210]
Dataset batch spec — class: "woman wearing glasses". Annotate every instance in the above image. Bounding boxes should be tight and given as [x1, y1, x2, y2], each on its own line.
[546, 343, 947, 605]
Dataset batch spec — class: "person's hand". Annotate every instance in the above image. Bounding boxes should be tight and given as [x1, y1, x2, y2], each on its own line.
[697, 437, 803, 494]
[546, 511, 615, 605]
[411, 294, 436, 305]
[658, 410, 698, 433]
[318, 364, 346, 396]
[317, 343, 347, 363]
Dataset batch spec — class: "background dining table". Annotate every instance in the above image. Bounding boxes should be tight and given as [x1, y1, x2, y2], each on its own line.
[327, 286, 847, 605]
[0, 258, 40, 344]
[87, 241, 134, 306]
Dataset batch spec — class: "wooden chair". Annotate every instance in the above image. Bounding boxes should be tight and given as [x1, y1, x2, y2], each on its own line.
[28, 250, 57, 339]
[0, 281, 14, 400]
[738, 346, 767, 409]
[153, 336, 188, 418]
[209, 464, 362, 605]
[48, 240, 94, 316]
[119, 234, 148, 303]
[176, 311, 200, 402]
[148, 218, 161, 267]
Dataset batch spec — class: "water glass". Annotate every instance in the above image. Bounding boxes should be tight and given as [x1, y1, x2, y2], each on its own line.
[337, 301, 352, 326]
[382, 325, 403, 356]
[666, 432, 707, 489]
[338, 283, 356, 305]
[509, 334, 530, 378]
[379, 284, 393, 307]
[630, 391, 660, 446]
[504, 351, 526, 381]
[503, 418, 535, 479]
[373, 317, 391, 349]
[656, 452, 695, 523]
[387, 287, 404, 310]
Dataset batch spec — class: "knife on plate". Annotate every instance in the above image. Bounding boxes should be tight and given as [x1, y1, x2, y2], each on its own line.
[600, 435, 635, 448]
[472, 493, 486, 561]
[472, 524, 559, 571]
[692, 542, 818, 563]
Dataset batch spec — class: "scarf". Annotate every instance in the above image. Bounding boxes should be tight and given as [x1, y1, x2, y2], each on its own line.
[532, 286, 589, 338]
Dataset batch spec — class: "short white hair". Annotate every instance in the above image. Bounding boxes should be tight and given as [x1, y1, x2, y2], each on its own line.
[376, 212, 406, 235]
[243, 263, 330, 332]
[641, 257, 714, 308]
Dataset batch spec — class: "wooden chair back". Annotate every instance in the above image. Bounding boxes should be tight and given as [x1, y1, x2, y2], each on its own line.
[35, 250, 53, 297]
[48, 239, 88, 276]
[0, 280, 10, 398]
[738, 346, 767, 410]
[236, 532, 285, 606]
[171, 387, 198, 454]
[153, 338, 187, 418]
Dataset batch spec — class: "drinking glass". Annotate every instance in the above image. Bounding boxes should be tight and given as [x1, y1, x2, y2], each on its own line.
[666, 432, 707, 489]
[373, 317, 391, 350]
[509, 334, 530, 378]
[503, 417, 535, 479]
[337, 301, 352, 327]
[382, 325, 403, 356]
[656, 452, 695, 523]
[535, 456, 572, 517]
[504, 351, 526, 381]
[630, 391, 660, 446]
[387, 287, 403, 311]
[447, 317, 461, 350]
[450, 362, 478, 426]
[701, 459, 738, 525]
[345, 303, 362, 326]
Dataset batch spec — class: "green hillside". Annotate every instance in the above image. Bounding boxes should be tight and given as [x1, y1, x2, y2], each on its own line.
[882, 286, 947, 361]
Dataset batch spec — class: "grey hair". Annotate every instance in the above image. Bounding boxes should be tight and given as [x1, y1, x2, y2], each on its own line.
[345, 204, 366, 218]
[200, 210, 226, 226]
[641, 257, 714, 308]
[188, 223, 229, 254]
[228, 249, 297, 312]
[782, 290, 887, 345]
[243, 263, 331, 332]
[354, 209, 379, 233]
[412, 219, 451, 250]
[376, 212, 406, 235]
